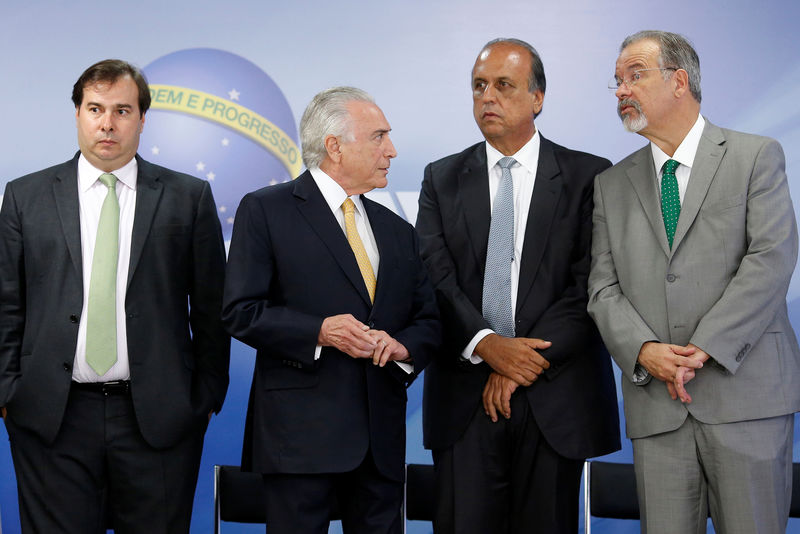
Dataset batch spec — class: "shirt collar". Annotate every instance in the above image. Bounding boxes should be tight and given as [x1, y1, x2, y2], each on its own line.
[77, 153, 138, 192]
[309, 167, 366, 216]
[651, 114, 705, 174]
[485, 129, 541, 173]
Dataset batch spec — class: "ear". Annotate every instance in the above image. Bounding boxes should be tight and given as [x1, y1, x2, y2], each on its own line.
[138, 112, 146, 134]
[672, 69, 690, 99]
[531, 89, 544, 116]
[323, 134, 342, 163]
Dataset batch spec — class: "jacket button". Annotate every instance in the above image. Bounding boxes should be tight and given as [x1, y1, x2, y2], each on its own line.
[666, 274, 677, 283]
[63, 362, 72, 372]
[69, 314, 79, 323]
[735, 351, 744, 362]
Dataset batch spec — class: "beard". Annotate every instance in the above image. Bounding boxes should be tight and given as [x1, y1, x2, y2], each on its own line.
[618, 98, 648, 133]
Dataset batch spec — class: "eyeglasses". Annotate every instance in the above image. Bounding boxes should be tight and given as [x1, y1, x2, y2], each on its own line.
[608, 67, 678, 90]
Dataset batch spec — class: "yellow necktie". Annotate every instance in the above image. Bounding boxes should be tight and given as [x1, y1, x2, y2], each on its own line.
[342, 198, 376, 302]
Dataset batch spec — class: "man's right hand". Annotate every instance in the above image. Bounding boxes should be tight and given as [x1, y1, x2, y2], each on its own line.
[318, 314, 377, 359]
[474, 333, 551, 386]
[637, 341, 703, 383]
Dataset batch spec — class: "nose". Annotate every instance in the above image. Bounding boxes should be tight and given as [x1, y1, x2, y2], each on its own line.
[615, 81, 631, 100]
[100, 111, 114, 131]
[385, 136, 397, 159]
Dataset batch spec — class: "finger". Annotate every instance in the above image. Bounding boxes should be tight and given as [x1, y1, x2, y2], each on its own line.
[483, 385, 498, 422]
[675, 355, 703, 369]
[666, 381, 678, 400]
[501, 388, 512, 419]
[674, 380, 691, 404]
[521, 338, 553, 350]
[670, 344, 697, 356]
[378, 341, 394, 367]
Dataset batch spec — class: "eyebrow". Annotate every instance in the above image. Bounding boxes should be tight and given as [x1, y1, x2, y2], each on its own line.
[84, 101, 134, 109]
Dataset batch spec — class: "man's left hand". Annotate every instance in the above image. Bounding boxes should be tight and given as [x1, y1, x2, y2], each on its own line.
[482, 372, 519, 422]
[366, 330, 410, 367]
[667, 343, 710, 403]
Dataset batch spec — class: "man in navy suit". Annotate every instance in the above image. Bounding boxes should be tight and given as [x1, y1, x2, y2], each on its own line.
[416, 38, 620, 533]
[222, 86, 440, 534]
[0, 59, 229, 533]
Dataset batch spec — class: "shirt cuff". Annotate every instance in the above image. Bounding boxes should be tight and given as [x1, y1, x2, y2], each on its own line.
[462, 329, 494, 364]
[395, 361, 413, 374]
[314, 345, 322, 360]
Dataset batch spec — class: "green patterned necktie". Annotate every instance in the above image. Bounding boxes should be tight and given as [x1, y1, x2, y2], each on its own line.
[661, 159, 681, 249]
[86, 173, 119, 375]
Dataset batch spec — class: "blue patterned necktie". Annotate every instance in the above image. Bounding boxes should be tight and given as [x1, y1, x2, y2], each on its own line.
[661, 159, 681, 249]
[482, 156, 516, 337]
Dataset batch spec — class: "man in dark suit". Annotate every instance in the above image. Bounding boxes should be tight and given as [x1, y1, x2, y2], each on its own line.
[222, 86, 440, 534]
[416, 38, 620, 533]
[0, 59, 230, 533]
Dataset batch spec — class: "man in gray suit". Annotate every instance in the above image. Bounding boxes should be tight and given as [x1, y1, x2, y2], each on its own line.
[588, 30, 800, 533]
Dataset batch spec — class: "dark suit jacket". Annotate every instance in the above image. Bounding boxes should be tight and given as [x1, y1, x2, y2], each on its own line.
[416, 137, 620, 459]
[222, 171, 440, 482]
[0, 153, 230, 449]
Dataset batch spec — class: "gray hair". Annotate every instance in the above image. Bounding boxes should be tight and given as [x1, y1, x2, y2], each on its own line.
[621, 30, 702, 103]
[300, 86, 375, 169]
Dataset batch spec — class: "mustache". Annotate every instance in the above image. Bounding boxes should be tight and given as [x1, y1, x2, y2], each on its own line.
[617, 98, 642, 118]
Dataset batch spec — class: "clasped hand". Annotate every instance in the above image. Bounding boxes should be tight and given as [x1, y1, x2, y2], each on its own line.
[318, 314, 409, 367]
[637, 342, 709, 404]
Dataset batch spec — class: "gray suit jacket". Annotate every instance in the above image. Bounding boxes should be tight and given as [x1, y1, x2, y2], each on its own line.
[588, 119, 800, 439]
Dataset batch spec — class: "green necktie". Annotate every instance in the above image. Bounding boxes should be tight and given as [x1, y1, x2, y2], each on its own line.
[661, 159, 681, 249]
[86, 173, 119, 375]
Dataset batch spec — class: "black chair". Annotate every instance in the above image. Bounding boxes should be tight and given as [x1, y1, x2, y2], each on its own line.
[584, 460, 800, 533]
[405, 463, 436, 526]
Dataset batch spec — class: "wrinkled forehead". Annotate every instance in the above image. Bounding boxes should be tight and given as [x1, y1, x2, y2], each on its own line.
[616, 39, 661, 73]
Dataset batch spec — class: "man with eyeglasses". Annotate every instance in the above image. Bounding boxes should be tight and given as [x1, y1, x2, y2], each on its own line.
[588, 30, 800, 533]
[416, 38, 620, 534]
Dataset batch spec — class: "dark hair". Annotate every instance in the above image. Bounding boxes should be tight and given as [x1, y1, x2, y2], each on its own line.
[480, 38, 546, 117]
[71, 59, 151, 114]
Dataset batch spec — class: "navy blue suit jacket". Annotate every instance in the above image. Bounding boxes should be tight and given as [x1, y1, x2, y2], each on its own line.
[222, 171, 440, 482]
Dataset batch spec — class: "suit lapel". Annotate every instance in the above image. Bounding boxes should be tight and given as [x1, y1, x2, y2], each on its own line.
[52, 155, 83, 279]
[457, 145, 492, 279]
[625, 147, 672, 257]
[363, 197, 396, 310]
[516, 137, 562, 313]
[671, 121, 726, 252]
[128, 156, 163, 287]
[294, 172, 372, 306]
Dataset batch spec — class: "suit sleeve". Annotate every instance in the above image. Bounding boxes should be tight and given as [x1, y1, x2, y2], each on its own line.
[221, 193, 323, 367]
[0, 183, 24, 407]
[588, 174, 661, 381]
[384, 226, 441, 384]
[189, 181, 231, 412]
[416, 163, 491, 358]
[689, 139, 798, 373]
[521, 158, 612, 374]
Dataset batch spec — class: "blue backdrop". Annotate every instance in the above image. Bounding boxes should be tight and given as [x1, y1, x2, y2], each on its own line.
[1, 1, 799, 532]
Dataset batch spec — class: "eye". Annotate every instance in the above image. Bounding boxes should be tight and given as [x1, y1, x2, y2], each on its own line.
[473, 80, 486, 91]
[117, 109, 129, 116]
[632, 71, 642, 82]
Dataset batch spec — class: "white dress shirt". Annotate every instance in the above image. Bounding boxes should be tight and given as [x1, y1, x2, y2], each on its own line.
[72, 155, 137, 382]
[463, 131, 541, 362]
[309, 168, 412, 373]
[651, 114, 705, 203]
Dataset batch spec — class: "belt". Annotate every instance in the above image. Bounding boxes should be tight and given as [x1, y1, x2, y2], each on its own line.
[71, 380, 131, 395]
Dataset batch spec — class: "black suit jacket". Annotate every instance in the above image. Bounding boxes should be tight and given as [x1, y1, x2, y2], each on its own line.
[416, 137, 620, 459]
[0, 153, 230, 449]
[222, 171, 440, 482]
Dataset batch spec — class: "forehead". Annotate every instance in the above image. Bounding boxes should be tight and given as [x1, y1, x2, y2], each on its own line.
[472, 43, 531, 79]
[82, 76, 139, 107]
[346, 100, 390, 135]
[616, 39, 661, 72]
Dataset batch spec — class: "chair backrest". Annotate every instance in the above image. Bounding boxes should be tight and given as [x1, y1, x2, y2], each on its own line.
[583, 461, 639, 534]
[214, 465, 266, 533]
[213, 465, 344, 533]
[405, 463, 436, 522]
